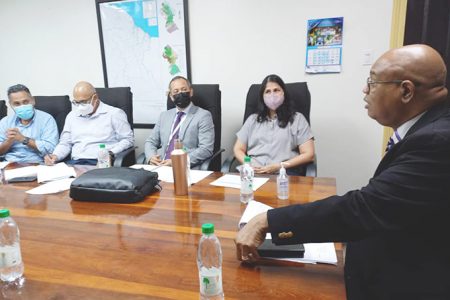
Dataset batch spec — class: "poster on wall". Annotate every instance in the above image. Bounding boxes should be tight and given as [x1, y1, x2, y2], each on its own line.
[96, 0, 191, 128]
[305, 17, 343, 74]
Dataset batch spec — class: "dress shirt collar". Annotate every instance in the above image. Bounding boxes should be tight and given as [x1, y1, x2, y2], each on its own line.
[176, 102, 193, 114]
[396, 111, 426, 140]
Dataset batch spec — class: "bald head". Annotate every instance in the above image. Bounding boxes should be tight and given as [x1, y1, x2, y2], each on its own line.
[365, 44, 448, 128]
[72, 81, 100, 115]
[375, 44, 447, 103]
[73, 81, 96, 100]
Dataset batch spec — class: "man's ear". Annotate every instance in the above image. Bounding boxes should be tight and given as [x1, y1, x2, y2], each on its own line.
[190, 88, 194, 97]
[400, 80, 415, 104]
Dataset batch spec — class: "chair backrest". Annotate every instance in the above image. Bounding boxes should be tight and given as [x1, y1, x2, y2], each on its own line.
[243, 82, 311, 125]
[167, 84, 222, 171]
[0, 100, 6, 120]
[96, 87, 134, 129]
[34, 95, 72, 135]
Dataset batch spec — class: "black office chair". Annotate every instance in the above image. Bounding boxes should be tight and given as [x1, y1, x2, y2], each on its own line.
[221, 82, 317, 176]
[34, 96, 72, 135]
[0, 100, 6, 120]
[168, 84, 223, 171]
[96, 87, 136, 166]
[137, 84, 223, 171]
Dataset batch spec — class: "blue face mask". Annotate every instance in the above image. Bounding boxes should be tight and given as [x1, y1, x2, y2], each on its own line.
[14, 104, 35, 120]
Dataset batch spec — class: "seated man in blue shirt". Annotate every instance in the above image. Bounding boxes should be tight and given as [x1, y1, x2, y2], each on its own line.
[45, 81, 134, 166]
[0, 84, 58, 163]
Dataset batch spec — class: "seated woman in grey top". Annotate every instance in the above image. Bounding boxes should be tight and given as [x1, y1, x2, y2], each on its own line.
[233, 74, 315, 175]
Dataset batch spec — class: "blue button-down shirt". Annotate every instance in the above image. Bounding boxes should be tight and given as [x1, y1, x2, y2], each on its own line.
[0, 109, 58, 163]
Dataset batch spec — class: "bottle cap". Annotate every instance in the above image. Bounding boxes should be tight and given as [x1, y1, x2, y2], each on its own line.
[99, 144, 105, 149]
[280, 162, 286, 175]
[175, 139, 183, 150]
[201, 223, 214, 234]
[0, 209, 10, 218]
[244, 156, 251, 163]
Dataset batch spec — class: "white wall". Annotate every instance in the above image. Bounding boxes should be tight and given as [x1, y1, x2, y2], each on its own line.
[0, 0, 393, 194]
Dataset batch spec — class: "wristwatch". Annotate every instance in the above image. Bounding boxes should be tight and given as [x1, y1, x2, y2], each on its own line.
[22, 137, 30, 145]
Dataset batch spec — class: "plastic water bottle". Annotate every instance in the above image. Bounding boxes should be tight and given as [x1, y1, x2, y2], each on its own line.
[97, 144, 110, 168]
[197, 223, 224, 300]
[240, 156, 254, 204]
[0, 209, 24, 282]
[277, 163, 289, 200]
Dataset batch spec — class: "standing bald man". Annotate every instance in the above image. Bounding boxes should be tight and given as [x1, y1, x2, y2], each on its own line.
[236, 44, 450, 299]
[45, 81, 134, 165]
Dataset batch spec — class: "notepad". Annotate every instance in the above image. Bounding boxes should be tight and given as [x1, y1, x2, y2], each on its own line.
[36, 163, 77, 183]
[238, 200, 338, 265]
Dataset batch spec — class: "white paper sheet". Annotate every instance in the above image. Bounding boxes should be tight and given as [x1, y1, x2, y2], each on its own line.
[209, 174, 269, 191]
[36, 163, 77, 183]
[4, 166, 38, 181]
[129, 165, 213, 184]
[239, 200, 338, 265]
[0, 161, 10, 169]
[26, 178, 75, 195]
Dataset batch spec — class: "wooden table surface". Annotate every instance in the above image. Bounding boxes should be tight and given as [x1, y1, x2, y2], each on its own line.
[0, 167, 345, 299]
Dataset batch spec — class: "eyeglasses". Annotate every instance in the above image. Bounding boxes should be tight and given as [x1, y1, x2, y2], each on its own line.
[366, 77, 404, 93]
[72, 95, 94, 106]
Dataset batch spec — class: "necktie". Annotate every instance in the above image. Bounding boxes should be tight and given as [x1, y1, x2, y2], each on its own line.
[385, 130, 401, 152]
[165, 111, 185, 159]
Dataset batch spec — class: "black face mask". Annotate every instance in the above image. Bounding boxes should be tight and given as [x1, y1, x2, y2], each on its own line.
[173, 92, 191, 108]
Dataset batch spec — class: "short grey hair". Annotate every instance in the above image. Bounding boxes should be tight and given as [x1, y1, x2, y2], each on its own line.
[7, 84, 31, 97]
[168, 76, 191, 90]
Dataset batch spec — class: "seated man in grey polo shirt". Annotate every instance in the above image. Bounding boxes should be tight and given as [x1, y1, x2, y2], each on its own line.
[44, 81, 134, 165]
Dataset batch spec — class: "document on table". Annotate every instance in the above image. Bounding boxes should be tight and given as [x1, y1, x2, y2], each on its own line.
[4, 166, 38, 181]
[36, 163, 77, 183]
[129, 165, 213, 184]
[210, 174, 269, 191]
[26, 178, 75, 195]
[238, 200, 337, 265]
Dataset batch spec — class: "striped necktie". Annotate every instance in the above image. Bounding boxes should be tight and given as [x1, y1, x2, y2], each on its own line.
[385, 130, 401, 152]
[165, 111, 185, 159]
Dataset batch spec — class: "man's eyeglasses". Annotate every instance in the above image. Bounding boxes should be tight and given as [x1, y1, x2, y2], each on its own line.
[71, 95, 94, 106]
[366, 77, 403, 93]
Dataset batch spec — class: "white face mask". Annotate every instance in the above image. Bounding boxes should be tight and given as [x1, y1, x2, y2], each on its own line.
[76, 103, 94, 116]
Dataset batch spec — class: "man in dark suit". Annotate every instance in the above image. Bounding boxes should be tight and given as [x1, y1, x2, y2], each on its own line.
[235, 44, 450, 299]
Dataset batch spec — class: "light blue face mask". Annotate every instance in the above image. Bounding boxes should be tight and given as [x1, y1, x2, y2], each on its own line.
[14, 104, 35, 120]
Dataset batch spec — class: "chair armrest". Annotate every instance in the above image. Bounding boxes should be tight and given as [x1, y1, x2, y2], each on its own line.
[305, 155, 317, 177]
[136, 152, 147, 164]
[221, 155, 237, 173]
[113, 147, 137, 167]
[199, 149, 225, 171]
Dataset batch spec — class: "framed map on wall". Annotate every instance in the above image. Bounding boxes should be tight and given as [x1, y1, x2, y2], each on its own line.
[96, 0, 191, 128]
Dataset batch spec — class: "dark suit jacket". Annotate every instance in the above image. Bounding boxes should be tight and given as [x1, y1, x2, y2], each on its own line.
[268, 101, 450, 300]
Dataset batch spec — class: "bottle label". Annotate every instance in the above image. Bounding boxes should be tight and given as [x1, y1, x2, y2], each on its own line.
[0, 245, 22, 268]
[199, 266, 222, 296]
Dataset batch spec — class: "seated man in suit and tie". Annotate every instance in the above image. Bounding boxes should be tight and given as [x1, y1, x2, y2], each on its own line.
[145, 76, 214, 169]
[45, 81, 134, 165]
[236, 44, 450, 299]
[0, 84, 58, 163]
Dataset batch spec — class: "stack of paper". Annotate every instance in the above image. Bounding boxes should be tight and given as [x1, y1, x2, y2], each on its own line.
[36, 163, 77, 183]
[210, 174, 269, 191]
[4, 166, 38, 181]
[239, 200, 337, 265]
[129, 164, 213, 184]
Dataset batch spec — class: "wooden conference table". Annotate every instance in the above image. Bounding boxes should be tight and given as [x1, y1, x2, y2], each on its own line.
[0, 166, 345, 299]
